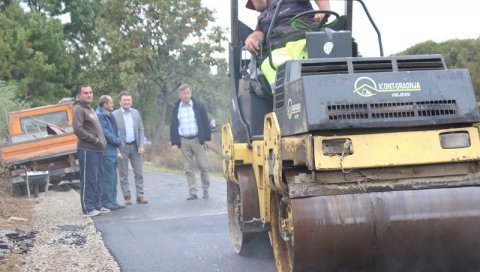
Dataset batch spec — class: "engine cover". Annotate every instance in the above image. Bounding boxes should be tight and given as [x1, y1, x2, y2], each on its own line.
[274, 55, 480, 136]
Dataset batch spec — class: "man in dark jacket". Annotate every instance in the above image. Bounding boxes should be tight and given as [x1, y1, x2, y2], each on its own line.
[170, 84, 212, 200]
[96, 95, 125, 210]
[73, 84, 109, 217]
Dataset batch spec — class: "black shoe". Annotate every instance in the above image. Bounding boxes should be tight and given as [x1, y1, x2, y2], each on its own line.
[137, 196, 149, 204]
[113, 204, 126, 209]
[202, 190, 209, 199]
[187, 194, 198, 200]
[104, 204, 117, 210]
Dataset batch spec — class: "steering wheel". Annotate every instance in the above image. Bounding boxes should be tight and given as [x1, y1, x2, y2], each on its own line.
[290, 10, 340, 32]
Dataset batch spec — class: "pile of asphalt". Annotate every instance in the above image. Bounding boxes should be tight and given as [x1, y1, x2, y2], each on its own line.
[0, 227, 37, 258]
[21, 189, 120, 272]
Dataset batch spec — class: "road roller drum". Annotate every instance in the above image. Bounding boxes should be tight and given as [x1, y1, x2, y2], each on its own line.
[275, 187, 480, 271]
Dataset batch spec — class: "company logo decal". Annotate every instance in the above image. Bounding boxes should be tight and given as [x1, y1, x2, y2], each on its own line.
[287, 98, 302, 120]
[323, 42, 334, 55]
[353, 76, 422, 98]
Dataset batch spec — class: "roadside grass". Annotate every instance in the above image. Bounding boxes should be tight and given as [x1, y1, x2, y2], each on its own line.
[145, 144, 224, 179]
[143, 164, 224, 180]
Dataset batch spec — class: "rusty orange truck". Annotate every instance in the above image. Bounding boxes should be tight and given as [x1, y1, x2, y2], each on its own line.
[0, 100, 79, 196]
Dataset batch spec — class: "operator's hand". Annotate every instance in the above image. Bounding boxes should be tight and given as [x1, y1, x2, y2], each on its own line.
[172, 145, 179, 152]
[245, 36, 260, 55]
[314, 13, 327, 23]
[314, 0, 330, 23]
[245, 31, 265, 55]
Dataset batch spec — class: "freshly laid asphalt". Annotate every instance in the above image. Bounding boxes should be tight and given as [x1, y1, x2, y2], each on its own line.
[93, 171, 276, 272]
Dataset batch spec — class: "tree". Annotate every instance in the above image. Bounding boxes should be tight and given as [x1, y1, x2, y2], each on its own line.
[0, 2, 75, 105]
[400, 38, 480, 98]
[0, 81, 31, 142]
[27, 0, 104, 89]
[93, 0, 227, 150]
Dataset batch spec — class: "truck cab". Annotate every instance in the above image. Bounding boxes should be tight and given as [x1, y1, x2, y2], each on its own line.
[7, 102, 74, 143]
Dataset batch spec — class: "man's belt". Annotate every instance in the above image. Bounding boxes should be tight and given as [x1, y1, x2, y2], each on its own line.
[125, 141, 136, 145]
[181, 135, 197, 140]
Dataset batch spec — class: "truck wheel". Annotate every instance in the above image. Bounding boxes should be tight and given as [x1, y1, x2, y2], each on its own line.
[12, 183, 27, 196]
[32, 184, 39, 197]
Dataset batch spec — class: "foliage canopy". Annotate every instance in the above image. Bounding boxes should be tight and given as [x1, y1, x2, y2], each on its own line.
[0, 1, 479, 154]
[400, 38, 480, 98]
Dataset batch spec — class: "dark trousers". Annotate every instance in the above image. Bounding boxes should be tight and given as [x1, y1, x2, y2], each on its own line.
[101, 155, 119, 206]
[78, 149, 103, 214]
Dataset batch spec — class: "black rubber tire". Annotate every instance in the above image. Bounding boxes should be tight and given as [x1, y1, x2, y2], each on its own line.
[227, 180, 270, 256]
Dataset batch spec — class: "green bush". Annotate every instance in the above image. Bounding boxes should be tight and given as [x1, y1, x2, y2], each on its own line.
[0, 81, 31, 142]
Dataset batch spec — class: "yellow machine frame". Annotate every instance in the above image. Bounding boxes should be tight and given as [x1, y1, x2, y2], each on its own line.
[223, 113, 480, 226]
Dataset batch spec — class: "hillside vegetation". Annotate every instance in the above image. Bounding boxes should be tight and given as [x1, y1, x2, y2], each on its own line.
[399, 38, 480, 98]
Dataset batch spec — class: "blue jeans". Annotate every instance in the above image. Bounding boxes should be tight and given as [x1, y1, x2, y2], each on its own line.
[101, 155, 119, 206]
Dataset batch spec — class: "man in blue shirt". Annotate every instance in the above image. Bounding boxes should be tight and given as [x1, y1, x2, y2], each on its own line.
[96, 95, 125, 210]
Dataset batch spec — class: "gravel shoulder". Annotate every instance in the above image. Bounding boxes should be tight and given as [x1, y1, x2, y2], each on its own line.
[1, 186, 120, 272]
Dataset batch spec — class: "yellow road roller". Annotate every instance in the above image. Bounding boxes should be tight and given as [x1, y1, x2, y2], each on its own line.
[224, 0, 480, 271]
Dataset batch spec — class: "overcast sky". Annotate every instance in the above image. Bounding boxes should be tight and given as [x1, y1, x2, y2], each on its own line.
[202, 0, 479, 57]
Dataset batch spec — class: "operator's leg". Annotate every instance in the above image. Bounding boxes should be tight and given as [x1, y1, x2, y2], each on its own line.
[261, 39, 307, 86]
[261, 47, 291, 85]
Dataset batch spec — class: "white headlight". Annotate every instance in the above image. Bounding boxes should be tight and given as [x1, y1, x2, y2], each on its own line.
[440, 132, 470, 149]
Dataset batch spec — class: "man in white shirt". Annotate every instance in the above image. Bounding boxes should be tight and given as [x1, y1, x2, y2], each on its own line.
[112, 91, 148, 205]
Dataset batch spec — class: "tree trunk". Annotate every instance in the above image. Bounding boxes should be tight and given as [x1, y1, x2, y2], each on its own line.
[149, 83, 170, 158]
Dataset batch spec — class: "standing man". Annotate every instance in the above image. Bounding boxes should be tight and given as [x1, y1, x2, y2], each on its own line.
[112, 91, 148, 205]
[96, 95, 125, 210]
[170, 84, 212, 200]
[73, 84, 110, 217]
